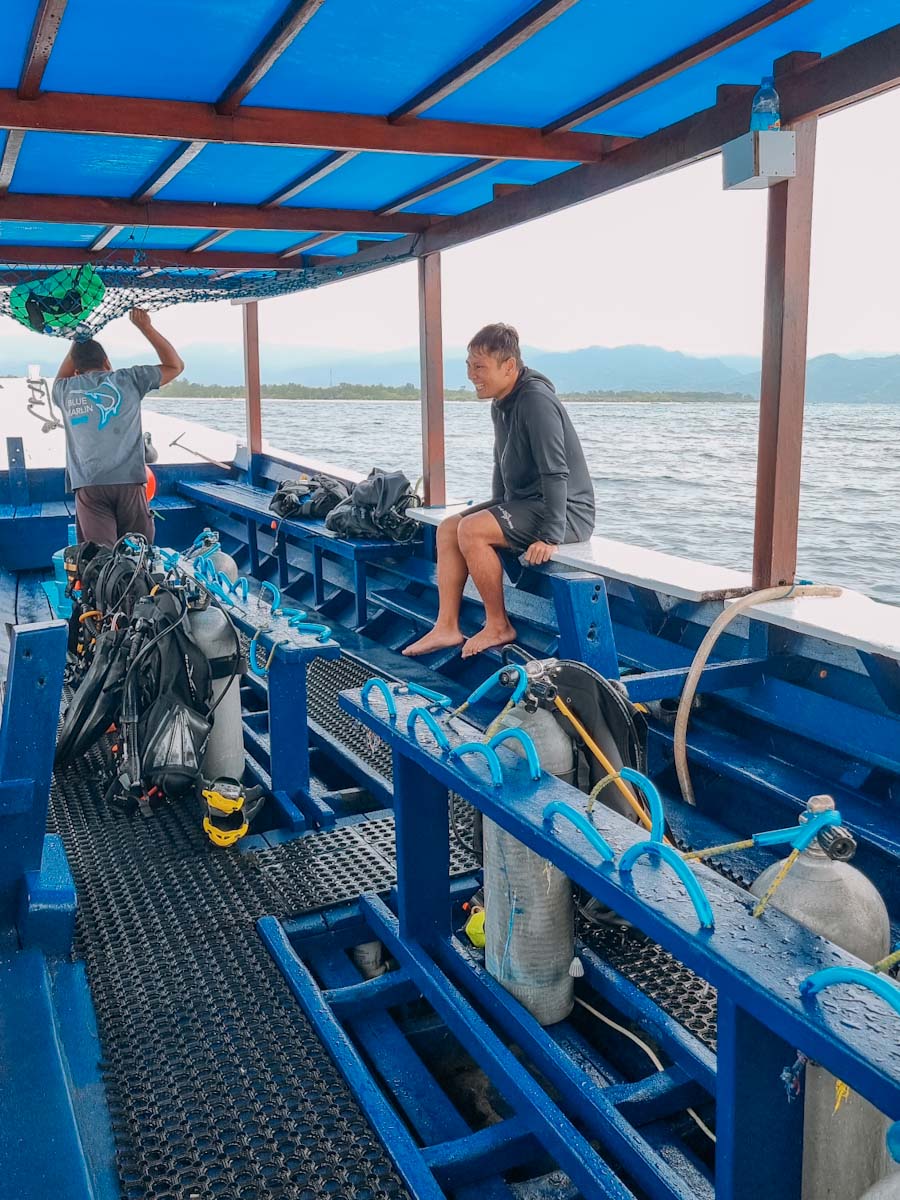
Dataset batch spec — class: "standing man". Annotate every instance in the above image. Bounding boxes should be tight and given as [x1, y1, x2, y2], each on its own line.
[404, 323, 595, 659]
[53, 308, 184, 546]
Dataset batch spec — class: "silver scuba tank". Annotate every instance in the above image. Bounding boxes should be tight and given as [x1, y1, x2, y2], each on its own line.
[483, 702, 577, 1025]
[750, 795, 891, 1200]
[188, 604, 245, 783]
[189, 529, 239, 584]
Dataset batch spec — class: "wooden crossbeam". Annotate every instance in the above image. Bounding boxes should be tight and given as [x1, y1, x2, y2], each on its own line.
[264, 150, 358, 206]
[390, 0, 580, 121]
[217, 0, 328, 115]
[89, 225, 124, 251]
[0, 192, 431, 234]
[133, 140, 207, 202]
[18, 0, 69, 100]
[0, 90, 606, 162]
[0, 244, 300, 272]
[0, 130, 26, 193]
[279, 232, 341, 258]
[544, 0, 813, 133]
[190, 230, 231, 253]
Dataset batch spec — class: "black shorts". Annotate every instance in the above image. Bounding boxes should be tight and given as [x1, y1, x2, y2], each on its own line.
[484, 499, 592, 552]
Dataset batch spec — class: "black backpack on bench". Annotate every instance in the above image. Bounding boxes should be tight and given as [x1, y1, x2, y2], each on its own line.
[268, 475, 349, 521]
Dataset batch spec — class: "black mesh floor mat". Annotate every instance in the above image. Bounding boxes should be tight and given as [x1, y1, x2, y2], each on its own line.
[50, 751, 412, 1200]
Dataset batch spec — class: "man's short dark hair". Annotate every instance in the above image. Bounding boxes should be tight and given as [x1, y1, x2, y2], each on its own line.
[71, 339, 108, 372]
[468, 323, 523, 369]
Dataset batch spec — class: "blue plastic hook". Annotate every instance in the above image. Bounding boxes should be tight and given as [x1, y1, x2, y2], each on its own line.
[753, 809, 842, 854]
[406, 706, 452, 753]
[464, 664, 528, 708]
[618, 767, 666, 843]
[287, 618, 331, 642]
[258, 581, 282, 612]
[361, 678, 397, 720]
[449, 742, 505, 787]
[394, 682, 452, 710]
[619, 841, 715, 930]
[543, 801, 616, 863]
[800, 966, 900, 1019]
[220, 574, 249, 605]
[488, 728, 542, 781]
[247, 634, 268, 678]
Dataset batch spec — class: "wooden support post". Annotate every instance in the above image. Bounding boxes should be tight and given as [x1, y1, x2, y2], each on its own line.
[243, 299, 263, 459]
[752, 115, 817, 588]
[418, 252, 446, 506]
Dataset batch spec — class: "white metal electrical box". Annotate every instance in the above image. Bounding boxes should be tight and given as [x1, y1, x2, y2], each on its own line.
[722, 129, 796, 190]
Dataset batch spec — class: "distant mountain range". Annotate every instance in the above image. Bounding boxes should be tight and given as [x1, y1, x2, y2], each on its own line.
[2, 332, 899, 403]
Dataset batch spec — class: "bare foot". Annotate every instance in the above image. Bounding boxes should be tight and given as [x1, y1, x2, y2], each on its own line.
[461, 622, 517, 658]
[402, 625, 465, 657]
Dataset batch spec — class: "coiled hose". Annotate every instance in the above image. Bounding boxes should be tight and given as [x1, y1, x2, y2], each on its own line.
[675, 583, 841, 806]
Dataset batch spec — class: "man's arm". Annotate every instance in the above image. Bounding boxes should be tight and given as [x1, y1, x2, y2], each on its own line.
[130, 308, 184, 386]
[55, 344, 77, 382]
[523, 395, 569, 564]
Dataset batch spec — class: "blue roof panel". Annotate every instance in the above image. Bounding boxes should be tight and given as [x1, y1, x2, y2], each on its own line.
[426, 0, 762, 128]
[580, 0, 900, 136]
[283, 152, 476, 211]
[0, 1, 38, 88]
[0, 221, 105, 247]
[11, 132, 177, 198]
[245, 0, 538, 114]
[216, 230, 317, 254]
[312, 233, 403, 256]
[404, 160, 574, 216]
[109, 227, 217, 251]
[41, 0, 289, 102]
[157, 144, 334, 205]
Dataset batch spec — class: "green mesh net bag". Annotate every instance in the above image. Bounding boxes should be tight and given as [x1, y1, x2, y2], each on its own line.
[8, 263, 106, 334]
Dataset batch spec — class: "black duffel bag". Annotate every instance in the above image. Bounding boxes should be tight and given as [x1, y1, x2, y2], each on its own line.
[269, 474, 349, 521]
[325, 468, 422, 542]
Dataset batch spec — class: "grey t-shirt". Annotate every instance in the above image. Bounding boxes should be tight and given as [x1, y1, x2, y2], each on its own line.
[53, 364, 162, 490]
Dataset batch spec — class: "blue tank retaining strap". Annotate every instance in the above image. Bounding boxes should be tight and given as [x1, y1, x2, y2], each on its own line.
[464, 665, 528, 708]
[449, 742, 504, 788]
[888, 1122, 900, 1165]
[258, 581, 282, 612]
[393, 682, 452, 709]
[287, 617, 331, 642]
[247, 634, 268, 678]
[800, 966, 900, 1018]
[619, 842, 715, 930]
[488, 728, 541, 781]
[361, 678, 398, 720]
[280, 607, 308, 622]
[218, 574, 249, 604]
[406, 707, 451, 753]
[159, 549, 179, 572]
[753, 809, 842, 853]
[618, 767, 666, 843]
[543, 802, 615, 863]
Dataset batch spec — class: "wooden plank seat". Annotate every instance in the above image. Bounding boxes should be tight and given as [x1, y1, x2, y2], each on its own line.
[179, 478, 419, 627]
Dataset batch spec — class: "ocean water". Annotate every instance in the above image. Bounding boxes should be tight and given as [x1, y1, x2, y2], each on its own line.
[147, 397, 900, 604]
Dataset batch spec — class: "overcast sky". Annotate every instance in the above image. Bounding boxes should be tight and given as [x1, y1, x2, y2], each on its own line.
[4, 86, 898, 363]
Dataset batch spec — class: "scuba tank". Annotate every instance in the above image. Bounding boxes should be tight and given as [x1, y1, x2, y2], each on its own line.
[185, 528, 239, 584]
[482, 655, 645, 1026]
[188, 603, 245, 783]
[750, 795, 891, 1200]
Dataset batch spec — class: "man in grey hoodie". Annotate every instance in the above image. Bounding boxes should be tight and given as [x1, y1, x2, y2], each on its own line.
[404, 323, 595, 659]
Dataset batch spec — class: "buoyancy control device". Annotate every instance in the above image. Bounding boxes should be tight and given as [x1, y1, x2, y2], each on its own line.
[750, 795, 892, 1200]
[55, 536, 259, 842]
[482, 654, 646, 1025]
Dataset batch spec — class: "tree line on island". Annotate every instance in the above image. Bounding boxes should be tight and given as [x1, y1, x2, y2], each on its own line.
[158, 379, 755, 404]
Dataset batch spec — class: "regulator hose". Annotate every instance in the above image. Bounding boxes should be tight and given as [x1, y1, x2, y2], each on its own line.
[674, 584, 842, 806]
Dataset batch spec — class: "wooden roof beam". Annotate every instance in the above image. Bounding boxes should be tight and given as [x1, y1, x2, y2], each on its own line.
[543, 0, 814, 133]
[279, 232, 342, 258]
[0, 192, 432, 234]
[0, 90, 606, 161]
[263, 150, 357, 206]
[18, 0, 69, 100]
[132, 140, 207, 202]
[0, 130, 26, 194]
[378, 159, 503, 214]
[0, 244, 301, 272]
[89, 225, 124, 251]
[190, 230, 231, 253]
[390, 0, 580, 121]
[217, 0, 328, 115]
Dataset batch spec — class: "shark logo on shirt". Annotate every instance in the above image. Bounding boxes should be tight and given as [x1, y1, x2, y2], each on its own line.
[83, 381, 123, 429]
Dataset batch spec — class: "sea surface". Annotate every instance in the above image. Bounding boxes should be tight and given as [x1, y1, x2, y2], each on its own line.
[147, 397, 900, 605]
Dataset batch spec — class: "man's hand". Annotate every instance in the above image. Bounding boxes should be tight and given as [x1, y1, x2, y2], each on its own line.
[523, 540, 557, 565]
[130, 307, 153, 333]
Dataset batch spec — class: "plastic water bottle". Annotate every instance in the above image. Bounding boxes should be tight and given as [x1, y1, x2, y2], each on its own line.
[750, 75, 781, 131]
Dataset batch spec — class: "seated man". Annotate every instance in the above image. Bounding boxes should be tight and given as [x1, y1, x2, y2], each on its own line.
[53, 307, 184, 546]
[405, 323, 595, 659]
